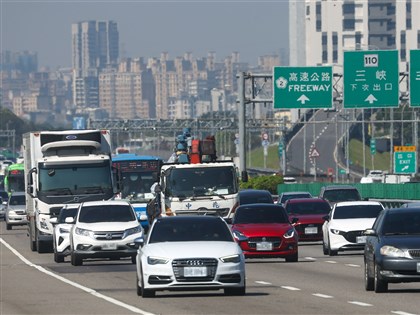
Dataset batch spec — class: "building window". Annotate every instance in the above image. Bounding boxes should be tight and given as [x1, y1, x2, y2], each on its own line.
[343, 3, 355, 14]
[306, 5, 310, 15]
[343, 19, 355, 31]
[322, 50, 328, 64]
[316, 1, 322, 31]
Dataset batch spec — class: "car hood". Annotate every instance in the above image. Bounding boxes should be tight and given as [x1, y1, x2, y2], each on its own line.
[232, 223, 292, 236]
[76, 221, 140, 231]
[143, 241, 242, 258]
[8, 205, 26, 211]
[328, 218, 376, 231]
[381, 235, 420, 249]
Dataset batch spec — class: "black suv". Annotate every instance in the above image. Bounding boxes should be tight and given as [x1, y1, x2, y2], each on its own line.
[319, 185, 361, 207]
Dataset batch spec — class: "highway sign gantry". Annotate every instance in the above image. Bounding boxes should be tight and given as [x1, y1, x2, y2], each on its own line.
[273, 66, 333, 109]
[410, 50, 420, 106]
[343, 50, 399, 108]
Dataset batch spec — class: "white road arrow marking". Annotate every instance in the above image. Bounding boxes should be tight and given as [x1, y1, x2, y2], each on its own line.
[297, 94, 310, 104]
[365, 94, 377, 104]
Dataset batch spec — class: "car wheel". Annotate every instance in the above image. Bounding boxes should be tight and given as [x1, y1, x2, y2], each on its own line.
[54, 249, 65, 263]
[6, 223, 11, 230]
[224, 279, 246, 296]
[131, 255, 136, 264]
[71, 252, 83, 266]
[140, 268, 155, 298]
[285, 252, 298, 262]
[136, 273, 142, 296]
[374, 263, 388, 293]
[36, 228, 50, 254]
[29, 224, 37, 252]
[322, 241, 328, 255]
[327, 237, 337, 256]
[364, 260, 374, 291]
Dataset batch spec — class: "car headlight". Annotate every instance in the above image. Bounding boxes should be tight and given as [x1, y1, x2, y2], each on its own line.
[284, 228, 296, 239]
[330, 229, 344, 235]
[40, 219, 49, 230]
[59, 227, 70, 234]
[147, 256, 169, 265]
[124, 225, 143, 238]
[380, 245, 410, 258]
[75, 227, 93, 237]
[220, 254, 241, 263]
[232, 230, 248, 242]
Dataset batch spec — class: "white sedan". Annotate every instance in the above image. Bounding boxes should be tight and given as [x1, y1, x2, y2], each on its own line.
[322, 201, 384, 256]
[135, 216, 246, 297]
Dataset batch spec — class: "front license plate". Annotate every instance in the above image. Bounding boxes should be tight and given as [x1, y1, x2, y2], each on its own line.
[356, 236, 366, 244]
[256, 242, 273, 251]
[417, 262, 420, 273]
[102, 243, 117, 250]
[305, 227, 318, 234]
[184, 267, 207, 277]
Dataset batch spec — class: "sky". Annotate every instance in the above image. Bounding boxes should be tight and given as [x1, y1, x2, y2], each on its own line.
[1, 0, 289, 69]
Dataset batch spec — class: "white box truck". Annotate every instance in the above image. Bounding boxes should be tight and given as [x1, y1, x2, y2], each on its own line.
[23, 130, 118, 253]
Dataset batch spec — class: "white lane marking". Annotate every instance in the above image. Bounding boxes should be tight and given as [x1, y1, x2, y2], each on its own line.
[345, 264, 361, 268]
[348, 301, 372, 307]
[312, 293, 334, 298]
[0, 238, 154, 315]
[325, 260, 337, 264]
[391, 312, 418, 315]
[281, 286, 301, 291]
[255, 281, 272, 285]
[304, 257, 316, 261]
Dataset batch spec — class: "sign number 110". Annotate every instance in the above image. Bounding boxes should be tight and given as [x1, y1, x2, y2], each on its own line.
[364, 54, 378, 67]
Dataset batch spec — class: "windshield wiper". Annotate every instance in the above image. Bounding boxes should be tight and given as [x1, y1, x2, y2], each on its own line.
[82, 186, 104, 194]
[44, 188, 73, 195]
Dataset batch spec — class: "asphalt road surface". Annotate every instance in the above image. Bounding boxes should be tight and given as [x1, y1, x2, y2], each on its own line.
[1, 221, 419, 315]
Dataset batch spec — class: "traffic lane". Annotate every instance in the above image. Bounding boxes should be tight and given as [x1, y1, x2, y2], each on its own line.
[251, 243, 420, 315]
[2, 224, 420, 315]
[0, 239, 141, 315]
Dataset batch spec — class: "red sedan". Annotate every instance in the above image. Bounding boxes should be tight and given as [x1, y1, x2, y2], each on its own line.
[284, 198, 331, 242]
[228, 203, 298, 262]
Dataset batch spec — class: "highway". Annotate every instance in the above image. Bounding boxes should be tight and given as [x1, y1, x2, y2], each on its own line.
[1, 221, 419, 315]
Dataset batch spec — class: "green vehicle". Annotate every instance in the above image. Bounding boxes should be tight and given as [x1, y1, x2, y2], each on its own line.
[4, 163, 25, 194]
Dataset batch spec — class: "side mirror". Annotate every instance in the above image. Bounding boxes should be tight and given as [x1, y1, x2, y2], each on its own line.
[224, 217, 232, 225]
[65, 217, 74, 224]
[138, 213, 148, 221]
[50, 217, 58, 225]
[153, 184, 162, 194]
[291, 217, 299, 224]
[322, 215, 330, 221]
[241, 171, 248, 183]
[133, 236, 145, 249]
[363, 228, 377, 236]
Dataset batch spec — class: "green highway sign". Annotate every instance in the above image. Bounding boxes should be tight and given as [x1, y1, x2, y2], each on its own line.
[343, 50, 399, 108]
[273, 66, 333, 109]
[410, 50, 420, 106]
[394, 151, 417, 174]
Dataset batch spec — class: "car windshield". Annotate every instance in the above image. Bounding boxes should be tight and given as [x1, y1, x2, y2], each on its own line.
[281, 193, 311, 203]
[149, 218, 233, 243]
[240, 192, 273, 204]
[323, 189, 360, 202]
[58, 208, 78, 223]
[78, 204, 135, 223]
[234, 205, 289, 224]
[382, 212, 420, 235]
[286, 201, 331, 215]
[333, 204, 383, 219]
[10, 195, 25, 205]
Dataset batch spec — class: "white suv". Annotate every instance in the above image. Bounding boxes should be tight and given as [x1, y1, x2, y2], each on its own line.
[69, 200, 144, 266]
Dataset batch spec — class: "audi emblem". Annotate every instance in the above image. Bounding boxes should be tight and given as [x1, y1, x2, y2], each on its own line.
[187, 260, 203, 266]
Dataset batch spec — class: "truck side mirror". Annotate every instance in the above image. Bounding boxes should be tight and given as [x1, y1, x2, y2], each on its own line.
[241, 171, 248, 183]
[27, 167, 37, 198]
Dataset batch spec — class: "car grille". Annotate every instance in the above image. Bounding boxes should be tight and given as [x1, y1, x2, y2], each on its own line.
[172, 258, 218, 282]
[94, 231, 124, 240]
[409, 249, 420, 258]
[343, 230, 364, 243]
[248, 237, 282, 248]
[14, 210, 26, 215]
[175, 208, 230, 217]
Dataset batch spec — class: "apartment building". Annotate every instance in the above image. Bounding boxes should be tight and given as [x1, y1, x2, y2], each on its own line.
[289, 0, 420, 69]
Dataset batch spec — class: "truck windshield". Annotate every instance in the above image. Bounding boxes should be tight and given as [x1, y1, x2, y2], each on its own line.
[38, 161, 113, 196]
[120, 171, 156, 202]
[166, 166, 237, 198]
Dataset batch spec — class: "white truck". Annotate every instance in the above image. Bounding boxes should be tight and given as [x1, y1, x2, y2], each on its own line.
[23, 130, 118, 253]
[147, 129, 239, 222]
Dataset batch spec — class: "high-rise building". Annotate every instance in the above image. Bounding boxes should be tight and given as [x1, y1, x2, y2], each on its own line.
[289, 0, 420, 69]
[72, 20, 119, 108]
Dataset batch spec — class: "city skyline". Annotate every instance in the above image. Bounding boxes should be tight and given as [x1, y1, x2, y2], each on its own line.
[2, 0, 290, 69]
